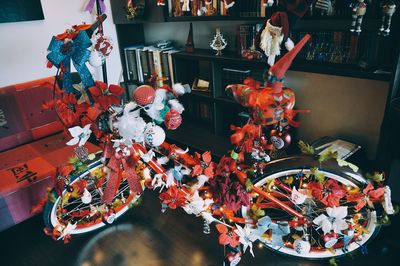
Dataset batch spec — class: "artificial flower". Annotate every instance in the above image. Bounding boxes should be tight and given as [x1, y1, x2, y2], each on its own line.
[88, 81, 124, 109]
[234, 224, 259, 257]
[215, 155, 237, 177]
[346, 182, 385, 212]
[81, 188, 92, 204]
[192, 151, 217, 178]
[66, 124, 92, 146]
[291, 187, 307, 204]
[215, 224, 240, 247]
[313, 206, 348, 234]
[183, 191, 214, 216]
[230, 123, 261, 153]
[383, 186, 395, 215]
[56, 93, 90, 126]
[308, 179, 346, 207]
[210, 174, 250, 212]
[73, 83, 90, 104]
[152, 173, 167, 191]
[159, 186, 187, 209]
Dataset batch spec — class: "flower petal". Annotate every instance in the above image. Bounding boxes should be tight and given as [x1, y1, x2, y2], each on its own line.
[333, 220, 348, 233]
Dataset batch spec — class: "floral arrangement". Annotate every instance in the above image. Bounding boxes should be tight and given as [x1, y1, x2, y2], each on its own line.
[38, 17, 396, 266]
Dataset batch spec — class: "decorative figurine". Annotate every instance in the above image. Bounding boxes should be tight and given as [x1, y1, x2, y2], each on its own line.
[349, 0, 367, 34]
[379, 0, 397, 36]
[210, 28, 227, 56]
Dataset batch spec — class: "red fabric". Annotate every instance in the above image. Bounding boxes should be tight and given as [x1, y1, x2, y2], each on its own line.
[269, 12, 290, 39]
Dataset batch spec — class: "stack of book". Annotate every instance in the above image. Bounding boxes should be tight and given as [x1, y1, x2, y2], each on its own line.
[124, 44, 180, 86]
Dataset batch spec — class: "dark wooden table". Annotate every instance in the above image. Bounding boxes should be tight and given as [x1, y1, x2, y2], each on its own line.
[1, 190, 399, 266]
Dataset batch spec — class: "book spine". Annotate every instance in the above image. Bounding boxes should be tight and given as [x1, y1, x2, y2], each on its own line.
[160, 52, 171, 85]
[153, 50, 163, 87]
[136, 49, 143, 83]
[126, 48, 138, 81]
[140, 50, 149, 83]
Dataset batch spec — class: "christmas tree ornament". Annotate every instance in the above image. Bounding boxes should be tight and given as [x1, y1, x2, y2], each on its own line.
[293, 238, 311, 254]
[379, 1, 396, 36]
[89, 50, 103, 67]
[350, 0, 367, 34]
[164, 109, 182, 130]
[182, 0, 191, 12]
[259, 12, 295, 66]
[322, 232, 339, 248]
[210, 28, 228, 56]
[224, 251, 242, 266]
[185, 23, 195, 53]
[224, 0, 235, 9]
[102, 209, 116, 224]
[133, 85, 156, 105]
[144, 123, 166, 147]
[205, 0, 217, 16]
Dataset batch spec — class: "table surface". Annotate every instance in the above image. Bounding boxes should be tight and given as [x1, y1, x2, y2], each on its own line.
[1, 190, 399, 266]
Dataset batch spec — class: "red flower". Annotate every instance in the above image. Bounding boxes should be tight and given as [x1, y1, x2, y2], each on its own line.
[210, 174, 250, 212]
[215, 224, 240, 247]
[159, 186, 187, 209]
[56, 93, 89, 126]
[308, 179, 346, 207]
[89, 81, 124, 110]
[216, 156, 237, 177]
[347, 182, 385, 211]
[192, 151, 217, 178]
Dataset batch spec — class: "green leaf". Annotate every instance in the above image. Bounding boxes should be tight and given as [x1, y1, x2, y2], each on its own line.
[245, 178, 253, 192]
[318, 149, 338, 162]
[329, 258, 338, 266]
[298, 140, 315, 155]
[251, 205, 265, 217]
[337, 159, 359, 172]
[68, 156, 79, 165]
[377, 214, 391, 226]
[311, 167, 325, 183]
[129, 197, 143, 208]
[47, 192, 57, 203]
[365, 172, 385, 182]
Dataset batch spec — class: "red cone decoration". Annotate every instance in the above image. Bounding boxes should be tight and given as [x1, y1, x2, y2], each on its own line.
[267, 34, 311, 93]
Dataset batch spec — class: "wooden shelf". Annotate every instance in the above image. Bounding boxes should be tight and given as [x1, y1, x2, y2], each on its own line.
[166, 15, 264, 22]
[173, 49, 391, 81]
[166, 121, 232, 158]
[190, 90, 213, 100]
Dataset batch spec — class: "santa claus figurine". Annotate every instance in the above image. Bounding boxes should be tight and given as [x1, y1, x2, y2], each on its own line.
[259, 12, 295, 66]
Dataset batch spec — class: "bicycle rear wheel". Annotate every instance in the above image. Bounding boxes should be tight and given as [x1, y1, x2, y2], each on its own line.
[251, 156, 379, 259]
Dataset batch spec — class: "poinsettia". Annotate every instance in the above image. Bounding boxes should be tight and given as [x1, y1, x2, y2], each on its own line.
[346, 182, 385, 211]
[308, 179, 346, 207]
[159, 186, 187, 209]
[88, 81, 124, 110]
[216, 155, 237, 177]
[215, 224, 240, 247]
[53, 93, 89, 126]
[210, 174, 250, 212]
[192, 151, 217, 178]
[230, 123, 261, 153]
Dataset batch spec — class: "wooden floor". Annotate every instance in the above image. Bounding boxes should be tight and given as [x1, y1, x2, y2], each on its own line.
[1, 190, 399, 266]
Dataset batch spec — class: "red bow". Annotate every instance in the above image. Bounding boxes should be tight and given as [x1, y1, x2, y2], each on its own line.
[102, 142, 143, 204]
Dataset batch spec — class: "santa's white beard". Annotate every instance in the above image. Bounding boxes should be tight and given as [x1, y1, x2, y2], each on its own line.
[260, 29, 284, 66]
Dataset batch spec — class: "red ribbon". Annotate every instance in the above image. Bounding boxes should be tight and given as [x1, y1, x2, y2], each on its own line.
[102, 142, 143, 204]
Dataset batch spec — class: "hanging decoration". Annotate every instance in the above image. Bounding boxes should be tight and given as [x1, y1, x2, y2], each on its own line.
[379, 0, 397, 36]
[89, 34, 113, 67]
[350, 0, 367, 34]
[210, 28, 228, 56]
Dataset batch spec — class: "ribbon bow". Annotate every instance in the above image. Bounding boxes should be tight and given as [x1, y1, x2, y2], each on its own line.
[254, 216, 290, 247]
[102, 142, 143, 204]
[85, 0, 106, 14]
[47, 30, 94, 93]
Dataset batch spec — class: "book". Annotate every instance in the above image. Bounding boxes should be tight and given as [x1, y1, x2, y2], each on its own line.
[124, 48, 138, 81]
[160, 51, 170, 85]
[166, 49, 179, 85]
[139, 49, 150, 83]
[152, 49, 163, 87]
[135, 48, 143, 83]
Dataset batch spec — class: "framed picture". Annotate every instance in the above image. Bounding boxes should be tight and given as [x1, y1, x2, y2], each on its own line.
[0, 0, 44, 23]
[192, 77, 210, 91]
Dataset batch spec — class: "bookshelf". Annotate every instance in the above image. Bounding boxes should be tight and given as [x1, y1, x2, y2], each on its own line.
[110, 1, 400, 162]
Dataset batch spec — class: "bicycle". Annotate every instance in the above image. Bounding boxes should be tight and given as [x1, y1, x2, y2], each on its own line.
[40, 18, 395, 264]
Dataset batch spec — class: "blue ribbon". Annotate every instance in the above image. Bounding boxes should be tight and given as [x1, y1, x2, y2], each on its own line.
[47, 31, 94, 93]
[254, 216, 290, 247]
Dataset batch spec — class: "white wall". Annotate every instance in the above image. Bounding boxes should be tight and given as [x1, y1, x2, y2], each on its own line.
[0, 0, 122, 87]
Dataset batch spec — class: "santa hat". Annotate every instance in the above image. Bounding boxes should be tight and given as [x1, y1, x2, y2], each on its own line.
[267, 34, 311, 93]
[267, 12, 290, 40]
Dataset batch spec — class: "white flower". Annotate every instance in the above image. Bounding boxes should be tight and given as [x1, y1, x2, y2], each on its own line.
[234, 224, 259, 257]
[183, 191, 213, 216]
[139, 149, 155, 162]
[66, 124, 91, 146]
[190, 175, 209, 192]
[57, 223, 77, 241]
[152, 173, 166, 191]
[157, 156, 170, 165]
[81, 188, 92, 204]
[201, 212, 217, 224]
[383, 186, 395, 215]
[313, 206, 348, 234]
[291, 187, 307, 204]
